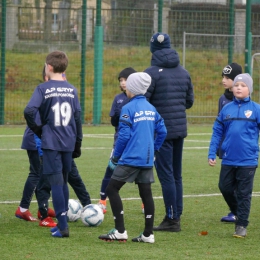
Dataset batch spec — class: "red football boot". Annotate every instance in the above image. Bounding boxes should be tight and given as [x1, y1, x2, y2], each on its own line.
[15, 207, 38, 222]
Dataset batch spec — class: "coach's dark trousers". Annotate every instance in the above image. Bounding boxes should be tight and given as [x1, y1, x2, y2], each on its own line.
[218, 165, 256, 227]
[154, 138, 184, 220]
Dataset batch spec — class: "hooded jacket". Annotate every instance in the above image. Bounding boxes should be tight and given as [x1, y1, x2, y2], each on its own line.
[144, 49, 194, 139]
[208, 97, 260, 166]
[114, 95, 167, 167]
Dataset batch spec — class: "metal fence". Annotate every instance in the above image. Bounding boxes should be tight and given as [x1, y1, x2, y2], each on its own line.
[1, 1, 260, 125]
[18, 7, 80, 42]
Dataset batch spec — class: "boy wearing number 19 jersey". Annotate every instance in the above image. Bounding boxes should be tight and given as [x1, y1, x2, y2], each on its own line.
[24, 51, 82, 238]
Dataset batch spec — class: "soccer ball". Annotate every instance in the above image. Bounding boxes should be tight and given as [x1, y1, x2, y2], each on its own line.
[67, 199, 83, 222]
[81, 204, 104, 227]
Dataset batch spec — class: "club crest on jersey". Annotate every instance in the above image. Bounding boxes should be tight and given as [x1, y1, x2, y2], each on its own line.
[244, 110, 252, 118]
[117, 99, 124, 104]
[122, 114, 129, 119]
[225, 114, 230, 119]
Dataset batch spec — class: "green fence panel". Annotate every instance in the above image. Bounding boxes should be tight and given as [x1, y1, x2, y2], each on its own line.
[1, 1, 259, 125]
[0, 0, 6, 125]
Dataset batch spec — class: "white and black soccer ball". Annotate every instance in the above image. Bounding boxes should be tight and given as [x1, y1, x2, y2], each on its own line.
[67, 199, 83, 222]
[81, 204, 104, 227]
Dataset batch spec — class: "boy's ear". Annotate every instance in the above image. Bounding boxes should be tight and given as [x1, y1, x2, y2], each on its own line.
[46, 64, 54, 72]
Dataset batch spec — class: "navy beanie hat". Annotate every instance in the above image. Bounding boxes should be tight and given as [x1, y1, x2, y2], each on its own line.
[118, 67, 136, 81]
[150, 32, 171, 53]
[222, 63, 242, 81]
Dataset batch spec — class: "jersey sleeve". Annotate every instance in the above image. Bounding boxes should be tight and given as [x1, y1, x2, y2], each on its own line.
[113, 106, 132, 159]
[208, 112, 224, 159]
[154, 113, 167, 151]
[24, 86, 43, 129]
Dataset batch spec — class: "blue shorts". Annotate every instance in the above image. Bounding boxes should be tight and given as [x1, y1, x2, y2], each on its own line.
[42, 149, 72, 175]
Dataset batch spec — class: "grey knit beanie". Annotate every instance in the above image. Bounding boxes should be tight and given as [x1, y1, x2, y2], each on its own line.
[126, 72, 151, 95]
[233, 73, 253, 96]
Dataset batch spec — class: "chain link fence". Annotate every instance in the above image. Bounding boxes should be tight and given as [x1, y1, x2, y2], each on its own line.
[1, 0, 260, 124]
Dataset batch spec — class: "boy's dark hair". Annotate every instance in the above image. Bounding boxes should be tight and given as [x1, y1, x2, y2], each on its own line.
[118, 67, 136, 81]
[45, 51, 68, 73]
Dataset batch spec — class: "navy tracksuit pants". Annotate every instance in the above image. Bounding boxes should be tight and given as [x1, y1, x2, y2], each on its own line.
[155, 138, 184, 220]
[37, 159, 91, 218]
[219, 165, 256, 227]
[20, 150, 41, 209]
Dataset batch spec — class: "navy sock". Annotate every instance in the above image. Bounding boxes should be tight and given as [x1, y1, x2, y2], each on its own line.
[63, 184, 69, 211]
[100, 166, 113, 200]
[51, 184, 68, 231]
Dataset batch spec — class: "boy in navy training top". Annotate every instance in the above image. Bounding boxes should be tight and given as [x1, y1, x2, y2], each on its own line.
[208, 73, 260, 238]
[24, 51, 82, 238]
[35, 66, 91, 227]
[217, 62, 242, 223]
[98, 72, 167, 244]
[98, 67, 136, 214]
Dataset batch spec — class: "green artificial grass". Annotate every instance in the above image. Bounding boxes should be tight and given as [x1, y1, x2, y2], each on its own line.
[1, 125, 260, 260]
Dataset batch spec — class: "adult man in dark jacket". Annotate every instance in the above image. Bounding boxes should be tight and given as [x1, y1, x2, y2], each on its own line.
[144, 32, 194, 232]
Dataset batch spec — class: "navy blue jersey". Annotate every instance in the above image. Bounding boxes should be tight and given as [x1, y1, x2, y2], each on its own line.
[21, 127, 37, 150]
[24, 80, 82, 152]
[21, 112, 42, 150]
[110, 92, 129, 145]
[109, 92, 129, 117]
[218, 89, 234, 114]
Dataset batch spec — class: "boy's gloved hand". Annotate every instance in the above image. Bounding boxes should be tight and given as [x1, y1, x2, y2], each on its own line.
[72, 142, 81, 158]
[32, 125, 43, 138]
[108, 156, 119, 171]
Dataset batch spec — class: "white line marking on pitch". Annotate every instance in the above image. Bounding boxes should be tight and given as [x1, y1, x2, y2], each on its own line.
[0, 147, 210, 151]
[2, 192, 260, 204]
[0, 133, 213, 138]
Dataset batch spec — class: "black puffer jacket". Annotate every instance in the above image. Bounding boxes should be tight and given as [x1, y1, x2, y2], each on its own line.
[144, 48, 194, 140]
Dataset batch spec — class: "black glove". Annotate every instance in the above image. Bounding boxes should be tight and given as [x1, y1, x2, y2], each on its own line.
[72, 142, 81, 158]
[31, 125, 42, 138]
[39, 156, 43, 165]
[111, 115, 120, 127]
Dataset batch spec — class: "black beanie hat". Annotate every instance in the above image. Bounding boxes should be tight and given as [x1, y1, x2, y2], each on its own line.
[222, 63, 242, 81]
[118, 67, 136, 81]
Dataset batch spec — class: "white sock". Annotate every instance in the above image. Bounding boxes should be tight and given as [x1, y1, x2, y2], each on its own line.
[19, 207, 28, 213]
